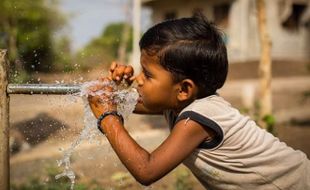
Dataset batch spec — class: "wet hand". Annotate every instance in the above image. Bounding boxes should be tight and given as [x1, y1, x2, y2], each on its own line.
[109, 62, 135, 86]
[88, 77, 117, 118]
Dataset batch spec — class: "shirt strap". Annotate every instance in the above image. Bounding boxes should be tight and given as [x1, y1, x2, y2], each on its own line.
[175, 111, 224, 149]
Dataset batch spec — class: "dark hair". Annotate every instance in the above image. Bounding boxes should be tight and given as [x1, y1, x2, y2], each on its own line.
[139, 14, 228, 97]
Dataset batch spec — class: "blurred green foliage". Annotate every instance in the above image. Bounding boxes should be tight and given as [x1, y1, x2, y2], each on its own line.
[54, 36, 74, 72]
[0, 0, 70, 78]
[174, 168, 193, 190]
[0, 0, 134, 83]
[97, 22, 133, 59]
[75, 22, 133, 71]
[263, 114, 276, 134]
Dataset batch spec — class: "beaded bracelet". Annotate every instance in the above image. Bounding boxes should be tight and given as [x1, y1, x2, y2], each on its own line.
[97, 111, 124, 134]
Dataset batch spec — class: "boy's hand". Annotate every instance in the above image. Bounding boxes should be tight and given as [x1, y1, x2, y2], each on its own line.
[88, 77, 117, 119]
[109, 62, 135, 85]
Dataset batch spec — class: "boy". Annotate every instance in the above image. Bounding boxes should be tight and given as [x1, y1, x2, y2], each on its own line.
[88, 14, 310, 189]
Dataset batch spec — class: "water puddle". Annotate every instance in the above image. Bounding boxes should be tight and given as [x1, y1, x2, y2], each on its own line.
[55, 79, 139, 189]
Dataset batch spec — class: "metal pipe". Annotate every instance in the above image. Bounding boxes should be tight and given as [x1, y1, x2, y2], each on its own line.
[7, 84, 81, 95]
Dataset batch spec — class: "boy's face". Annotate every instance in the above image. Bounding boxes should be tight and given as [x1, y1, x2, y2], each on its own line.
[135, 51, 180, 112]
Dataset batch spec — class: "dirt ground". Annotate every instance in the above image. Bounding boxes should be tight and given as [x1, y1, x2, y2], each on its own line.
[8, 63, 310, 189]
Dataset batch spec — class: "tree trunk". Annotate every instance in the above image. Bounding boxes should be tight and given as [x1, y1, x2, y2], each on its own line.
[256, 0, 272, 129]
[118, 23, 130, 64]
[3, 19, 18, 64]
[117, 1, 131, 64]
[0, 49, 10, 190]
[132, 0, 141, 72]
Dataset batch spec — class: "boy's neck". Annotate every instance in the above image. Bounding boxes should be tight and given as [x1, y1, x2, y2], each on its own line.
[174, 93, 218, 114]
[174, 98, 196, 114]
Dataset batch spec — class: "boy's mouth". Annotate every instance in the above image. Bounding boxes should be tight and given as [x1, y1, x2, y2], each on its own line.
[137, 94, 143, 103]
[138, 98, 143, 104]
[136, 90, 143, 103]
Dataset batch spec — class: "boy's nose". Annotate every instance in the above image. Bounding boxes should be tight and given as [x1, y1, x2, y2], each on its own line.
[135, 73, 144, 86]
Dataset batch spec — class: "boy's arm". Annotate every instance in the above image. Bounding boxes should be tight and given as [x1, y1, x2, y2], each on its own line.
[99, 115, 214, 185]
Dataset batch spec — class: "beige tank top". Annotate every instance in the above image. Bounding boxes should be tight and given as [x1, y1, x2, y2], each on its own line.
[164, 95, 310, 190]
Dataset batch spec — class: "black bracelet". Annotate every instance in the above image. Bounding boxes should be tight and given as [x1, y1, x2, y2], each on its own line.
[97, 111, 124, 134]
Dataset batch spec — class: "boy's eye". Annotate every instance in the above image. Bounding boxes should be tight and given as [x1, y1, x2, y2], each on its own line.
[144, 72, 151, 79]
[143, 69, 152, 79]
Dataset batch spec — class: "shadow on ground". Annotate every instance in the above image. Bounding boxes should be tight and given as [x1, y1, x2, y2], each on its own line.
[10, 113, 69, 154]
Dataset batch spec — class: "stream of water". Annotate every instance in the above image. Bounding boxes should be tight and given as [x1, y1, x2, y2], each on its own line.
[55, 80, 139, 189]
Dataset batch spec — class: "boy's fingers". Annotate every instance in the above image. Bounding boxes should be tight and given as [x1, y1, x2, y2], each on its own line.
[124, 66, 134, 79]
[109, 63, 134, 85]
[109, 62, 117, 79]
[126, 76, 136, 85]
[112, 65, 126, 81]
[110, 61, 117, 72]
[129, 76, 136, 81]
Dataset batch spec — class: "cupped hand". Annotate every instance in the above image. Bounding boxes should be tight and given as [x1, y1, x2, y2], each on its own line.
[109, 61, 135, 85]
[88, 77, 117, 118]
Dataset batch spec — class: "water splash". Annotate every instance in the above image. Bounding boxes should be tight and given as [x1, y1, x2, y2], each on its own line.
[55, 80, 139, 189]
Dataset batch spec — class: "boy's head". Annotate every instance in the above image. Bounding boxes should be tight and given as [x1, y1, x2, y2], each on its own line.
[139, 14, 228, 97]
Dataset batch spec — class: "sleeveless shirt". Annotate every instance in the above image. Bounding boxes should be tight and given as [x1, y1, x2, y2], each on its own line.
[164, 95, 310, 190]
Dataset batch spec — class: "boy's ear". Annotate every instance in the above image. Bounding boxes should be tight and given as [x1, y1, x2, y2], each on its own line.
[177, 79, 198, 101]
